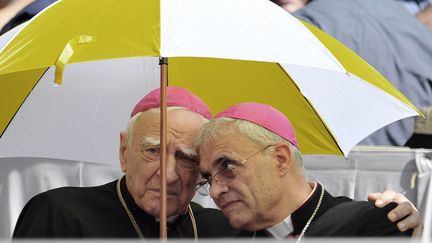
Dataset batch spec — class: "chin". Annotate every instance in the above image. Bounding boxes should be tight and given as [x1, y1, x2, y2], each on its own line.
[227, 215, 249, 230]
[144, 206, 178, 218]
[139, 201, 159, 216]
[167, 199, 184, 214]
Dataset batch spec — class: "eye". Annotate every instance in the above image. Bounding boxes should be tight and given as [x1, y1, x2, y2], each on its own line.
[176, 151, 198, 169]
[213, 158, 238, 180]
[226, 163, 236, 171]
[146, 147, 160, 154]
[221, 158, 237, 171]
[141, 147, 160, 161]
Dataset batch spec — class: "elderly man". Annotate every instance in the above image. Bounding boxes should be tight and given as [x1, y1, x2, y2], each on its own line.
[196, 102, 416, 239]
[12, 87, 246, 238]
[13, 87, 420, 238]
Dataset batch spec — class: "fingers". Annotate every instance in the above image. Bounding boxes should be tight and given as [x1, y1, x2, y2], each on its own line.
[370, 190, 406, 208]
[368, 190, 423, 236]
[388, 201, 416, 221]
[367, 192, 381, 202]
[388, 201, 422, 236]
[394, 208, 421, 233]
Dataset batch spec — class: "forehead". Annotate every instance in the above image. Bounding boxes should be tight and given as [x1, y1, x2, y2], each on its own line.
[133, 109, 205, 142]
[199, 128, 257, 172]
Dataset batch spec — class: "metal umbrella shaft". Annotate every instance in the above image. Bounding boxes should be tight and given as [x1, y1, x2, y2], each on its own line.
[159, 57, 168, 240]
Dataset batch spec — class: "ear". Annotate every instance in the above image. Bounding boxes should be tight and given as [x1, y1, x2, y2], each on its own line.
[273, 143, 292, 176]
[119, 132, 128, 172]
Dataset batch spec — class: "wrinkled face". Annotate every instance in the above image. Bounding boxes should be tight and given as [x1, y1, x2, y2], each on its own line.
[274, 0, 307, 13]
[199, 129, 282, 231]
[120, 109, 205, 217]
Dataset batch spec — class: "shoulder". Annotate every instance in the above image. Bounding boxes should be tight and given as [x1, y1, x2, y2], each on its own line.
[189, 202, 227, 227]
[188, 202, 253, 238]
[31, 180, 117, 206]
[308, 200, 412, 237]
[13, 180, 118, 237]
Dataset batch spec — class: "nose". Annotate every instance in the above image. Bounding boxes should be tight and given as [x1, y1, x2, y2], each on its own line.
[165, 152, 179, 184]
[209, 181, 228, 199]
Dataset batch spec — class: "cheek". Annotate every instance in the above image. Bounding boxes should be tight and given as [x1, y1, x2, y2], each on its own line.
[252, 170, 278, 208]
[178, 169, 200, 198]
[223, 182, 257, 225]
[127, 162, 159, 193]
[241, 183, 258, 208]
[236, 168, 273, 207]
[187, 169, 200, 185]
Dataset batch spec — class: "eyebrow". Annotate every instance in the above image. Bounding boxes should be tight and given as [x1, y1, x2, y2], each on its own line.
[199, 155, 231, 176]
[142, 137, 199, 162]
[176, 145, 199, 162]
[142, 136, 160, 146]
[198, 155, 223, 176]
[179, 146, 198, 158]
[175, 150, 199, 163]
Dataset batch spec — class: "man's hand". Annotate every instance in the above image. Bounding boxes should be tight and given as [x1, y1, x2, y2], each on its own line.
[368, 190, 423, 237]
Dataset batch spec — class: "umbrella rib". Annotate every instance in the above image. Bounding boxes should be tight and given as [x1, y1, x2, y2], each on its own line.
[0, 67, 50, 139]
[276, 63, 343, 155]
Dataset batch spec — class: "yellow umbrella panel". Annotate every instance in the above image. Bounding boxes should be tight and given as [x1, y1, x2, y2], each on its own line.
[0, 0, 419, 157]
[170, 57, 342, 155]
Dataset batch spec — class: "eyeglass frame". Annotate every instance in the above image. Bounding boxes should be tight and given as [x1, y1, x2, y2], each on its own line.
[195, 144, 275, 196]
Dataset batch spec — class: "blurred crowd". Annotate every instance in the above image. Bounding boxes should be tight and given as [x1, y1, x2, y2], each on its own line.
[1, 0, 431, 148]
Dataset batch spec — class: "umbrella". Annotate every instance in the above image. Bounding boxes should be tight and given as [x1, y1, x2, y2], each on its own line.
[0, 0, 419, 156]
[0, 0, 420, 237]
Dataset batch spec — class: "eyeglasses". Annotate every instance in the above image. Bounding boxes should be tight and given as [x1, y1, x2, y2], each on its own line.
[195, 144, 275, 196]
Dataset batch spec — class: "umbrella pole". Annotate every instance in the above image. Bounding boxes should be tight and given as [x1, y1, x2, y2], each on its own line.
[159, 57, 168, 240]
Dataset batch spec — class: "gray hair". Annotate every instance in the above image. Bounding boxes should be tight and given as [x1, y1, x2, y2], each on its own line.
[195, 117, 304, 169]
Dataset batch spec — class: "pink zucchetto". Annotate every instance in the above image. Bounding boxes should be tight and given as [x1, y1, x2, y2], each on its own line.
[215, 102, 299, 148]
[130, 86, 211, 119]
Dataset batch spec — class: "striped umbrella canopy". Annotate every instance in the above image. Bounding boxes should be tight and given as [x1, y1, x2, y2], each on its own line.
[0, 0, 419, 159]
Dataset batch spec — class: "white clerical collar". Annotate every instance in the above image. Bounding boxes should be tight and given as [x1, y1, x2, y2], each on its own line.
[266, 215, 294, 239]
[266, 181, 318, 239]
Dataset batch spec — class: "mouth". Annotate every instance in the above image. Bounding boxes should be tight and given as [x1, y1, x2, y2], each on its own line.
[219, 200, 241, 212]
[149, 189, 178, 197]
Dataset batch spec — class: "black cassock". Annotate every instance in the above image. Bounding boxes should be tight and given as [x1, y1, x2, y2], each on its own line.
[288, 183, 413, 238]
[13, 178, 412, 239]
[13, 177, 250, 238]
